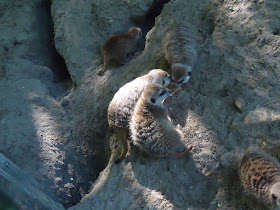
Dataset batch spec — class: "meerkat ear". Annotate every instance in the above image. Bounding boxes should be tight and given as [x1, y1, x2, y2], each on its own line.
[151, 98, 155, 103]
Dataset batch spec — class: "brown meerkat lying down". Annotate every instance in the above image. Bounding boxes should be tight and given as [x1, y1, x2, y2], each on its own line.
[163, 25, 198, 89]
[240, 148, 280, 207]
[130, 83, 193, 158]
[107, 69, 172, 164]
[102, 27, 142, 72]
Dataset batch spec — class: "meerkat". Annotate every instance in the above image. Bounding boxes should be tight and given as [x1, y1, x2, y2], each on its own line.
[240, 149, 280, 207]
[108, 69, 172, 164]
[102, 27, 142, 71]
[130, 83, 193, 158]
[162, 25, 198, 88]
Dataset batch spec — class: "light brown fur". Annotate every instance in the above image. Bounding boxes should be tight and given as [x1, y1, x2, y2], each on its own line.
[107, 69, 171, 163]
[163, 25, 198, 87]
[240, 149, 280, 207]
[102, 27, 142, 71]
[130, 83, 193, 158]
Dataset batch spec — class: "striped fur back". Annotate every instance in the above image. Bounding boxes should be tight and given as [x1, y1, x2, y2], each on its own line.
[163, 25, 198, 68]
[240, 150, 280, 203]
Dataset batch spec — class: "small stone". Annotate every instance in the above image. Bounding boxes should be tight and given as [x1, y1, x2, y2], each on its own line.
[235, 77, 241, 82]
[210, 200, 216, 205]
[234, 98, 244, 112]
[61, 98, 69, 107]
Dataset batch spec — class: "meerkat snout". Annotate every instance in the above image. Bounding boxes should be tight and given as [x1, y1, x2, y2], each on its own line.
[270, 182, 280, 207]
[171, 63, 192, 87]
[163, 75, 172, 87]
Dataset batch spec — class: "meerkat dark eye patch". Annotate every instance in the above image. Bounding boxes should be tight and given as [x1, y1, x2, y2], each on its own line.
[272, 194, 277, 200]
[151, 98, 155, 103]
[188, 72, 191, 76]
[178, 79, 184, 84]
[160, 90, 166, 96]
[163, 80, 165, 85]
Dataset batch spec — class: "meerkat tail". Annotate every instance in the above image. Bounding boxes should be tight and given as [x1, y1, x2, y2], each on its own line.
[114, 127, 129, 164]
[174, 144, 193, 158]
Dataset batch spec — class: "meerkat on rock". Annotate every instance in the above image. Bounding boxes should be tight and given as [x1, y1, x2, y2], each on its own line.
[240, 148, 280, 207]
[108, 69, 172, 164]
[130, 83, 193, 158]
[163, 25, 198, 88]
[102, 27, 142, 72]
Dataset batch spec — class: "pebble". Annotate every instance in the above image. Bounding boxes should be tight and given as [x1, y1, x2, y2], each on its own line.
[61, 98, 69, 107]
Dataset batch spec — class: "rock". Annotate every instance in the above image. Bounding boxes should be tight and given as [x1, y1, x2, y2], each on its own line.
[234, 99, 243, 111]
[61, 98, 69, 107]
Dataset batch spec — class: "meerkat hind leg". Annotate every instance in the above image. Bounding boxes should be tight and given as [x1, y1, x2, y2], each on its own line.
[114, 127, 129, 164]
[102, 53, 110, 71]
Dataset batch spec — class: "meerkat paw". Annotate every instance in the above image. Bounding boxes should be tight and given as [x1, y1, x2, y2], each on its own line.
[97, 67, 106, 76]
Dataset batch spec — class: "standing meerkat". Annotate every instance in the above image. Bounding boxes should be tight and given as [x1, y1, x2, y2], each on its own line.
[240, 149, 280, 207]
[130, 83, 193, 158]
[162, 25, 198, 88]
[102, 27, 142, 71]
[108, 69, 172, 164]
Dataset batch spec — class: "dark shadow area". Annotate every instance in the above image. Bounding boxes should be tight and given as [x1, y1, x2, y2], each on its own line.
[143, 0, 171, 31]
[272, 28, 280, 36]
[130, 0, 171, 54]
[0, 190, 16, 210]
[34, 0, 71, 83]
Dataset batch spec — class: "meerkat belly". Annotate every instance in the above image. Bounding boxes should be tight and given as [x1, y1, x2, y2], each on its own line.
[131, 116, 178, 157]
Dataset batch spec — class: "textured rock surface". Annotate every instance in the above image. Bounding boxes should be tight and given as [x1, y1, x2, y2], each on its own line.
[68, 0, 280, 209]
[1, 0, 280, 209]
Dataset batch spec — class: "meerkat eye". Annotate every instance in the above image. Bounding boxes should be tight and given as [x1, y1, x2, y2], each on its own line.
[151, 98, 155, 103]
[188, 72, 191, 76]
[160, 90, 166, 96]
[163, 80, 165, 85]
[272, 194, 277, 200]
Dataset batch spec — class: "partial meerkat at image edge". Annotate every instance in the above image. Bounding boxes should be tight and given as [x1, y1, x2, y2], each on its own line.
[102, 27, 142, 72]
[163, 24, 198, 88]
[107, 69, 172, 164]
[130, 83, 193, 158]
[239, 148, 280, 207]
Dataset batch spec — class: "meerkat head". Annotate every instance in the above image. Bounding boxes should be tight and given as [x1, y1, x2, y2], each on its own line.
[141, 84, 172, 106]
[129, 27, 142, 39]
[171, 63, 192, 87]
[147, 69, 172, 87]
[270, 182, 280, 207]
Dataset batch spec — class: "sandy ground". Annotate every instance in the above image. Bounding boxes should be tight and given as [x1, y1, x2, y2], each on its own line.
[0, 0, 279, 209]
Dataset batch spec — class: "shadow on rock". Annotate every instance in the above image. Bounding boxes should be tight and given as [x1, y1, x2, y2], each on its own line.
[129, 152, 218, 209]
